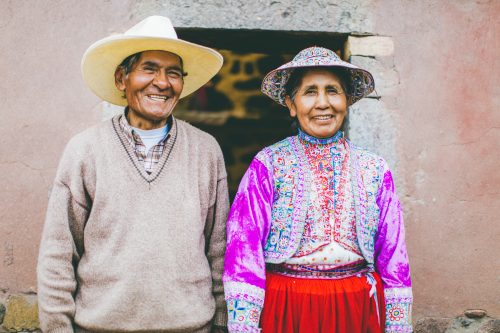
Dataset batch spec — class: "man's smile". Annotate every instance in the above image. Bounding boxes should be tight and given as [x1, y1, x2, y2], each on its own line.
[147, 94, 169, 102]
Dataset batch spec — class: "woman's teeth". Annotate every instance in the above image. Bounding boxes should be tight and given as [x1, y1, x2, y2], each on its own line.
[314, 115, 333, 120]
[148, 95, 168, 101]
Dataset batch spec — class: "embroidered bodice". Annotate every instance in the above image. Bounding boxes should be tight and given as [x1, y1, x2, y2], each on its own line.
[286, 130, 363, 266]
[223, 133, 413, 333]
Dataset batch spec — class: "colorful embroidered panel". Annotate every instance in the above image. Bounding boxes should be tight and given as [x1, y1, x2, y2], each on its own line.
[351, 146, 385, 264]
[293, 130, 362, 257]
[227, 298, 261, 331]
[260, 136, 385, 265]
[385, 287, 413, 332]
[261, 137, 311, 262]
[225, 282, 264, 332]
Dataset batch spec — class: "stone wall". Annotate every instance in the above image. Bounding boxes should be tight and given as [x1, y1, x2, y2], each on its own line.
[1, 294, 499, 333]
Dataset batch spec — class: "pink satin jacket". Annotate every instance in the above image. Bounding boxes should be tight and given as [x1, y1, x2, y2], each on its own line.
[223, 131, 413, 333]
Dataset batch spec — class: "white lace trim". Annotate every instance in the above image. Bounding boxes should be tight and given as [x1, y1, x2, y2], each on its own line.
[224, 281, 265, 306]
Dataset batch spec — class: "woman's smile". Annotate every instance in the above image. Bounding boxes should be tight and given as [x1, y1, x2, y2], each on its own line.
[285, 68, 348, 139]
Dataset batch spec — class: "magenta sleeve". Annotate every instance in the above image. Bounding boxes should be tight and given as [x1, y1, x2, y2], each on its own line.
[223, 155, 274, 332]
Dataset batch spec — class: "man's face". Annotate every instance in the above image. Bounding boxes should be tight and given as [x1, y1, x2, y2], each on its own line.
[115, 50, 184, 129]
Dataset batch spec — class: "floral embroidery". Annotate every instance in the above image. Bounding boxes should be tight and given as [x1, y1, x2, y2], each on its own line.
[351, 146, 384, 263]
[259, 137, 311, 262]
[293, 130, 362, 257]
[226, 134, 412, 332]
[224, 282, 264, 332]
[385, 287, 413, 332]
[388, 305, 405, 321]
[227, 299, 261, 329]
[261, 46, 375, 106]
[259, 135, 384, 266]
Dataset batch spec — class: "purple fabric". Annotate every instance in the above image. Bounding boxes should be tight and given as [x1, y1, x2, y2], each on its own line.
[374, 168, 412, 288]
[223, 158, 274, 290]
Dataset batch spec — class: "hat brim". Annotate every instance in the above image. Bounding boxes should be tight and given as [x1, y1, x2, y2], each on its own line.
[82, 35, 223, 106]
[261, 63, 375, 107]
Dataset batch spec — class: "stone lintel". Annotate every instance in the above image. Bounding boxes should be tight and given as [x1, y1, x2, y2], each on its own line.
[345, 36, 394, 58]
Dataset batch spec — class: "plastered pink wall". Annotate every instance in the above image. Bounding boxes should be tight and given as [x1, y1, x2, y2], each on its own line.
[0, 1, 135, 292]
[374, 0, 500, 318]
[0, 0, 498, 322]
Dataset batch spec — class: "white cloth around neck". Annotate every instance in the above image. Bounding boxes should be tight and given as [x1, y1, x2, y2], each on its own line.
[132, 125, 169, 153]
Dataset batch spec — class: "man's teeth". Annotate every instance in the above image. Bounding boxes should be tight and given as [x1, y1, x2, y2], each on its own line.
[148, 95, 168, 101]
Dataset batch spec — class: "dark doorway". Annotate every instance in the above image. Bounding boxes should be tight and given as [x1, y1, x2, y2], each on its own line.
[175, 28, 347, 198]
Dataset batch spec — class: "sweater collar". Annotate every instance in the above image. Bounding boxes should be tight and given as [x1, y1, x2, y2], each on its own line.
[112, 114, 178, 183]
[119, 109, 171, 146]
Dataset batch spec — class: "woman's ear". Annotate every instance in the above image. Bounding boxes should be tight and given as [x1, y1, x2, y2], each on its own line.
[285, 95, 296, 117]
[115, 68, 126, 91]
[346, 94, 354, 106]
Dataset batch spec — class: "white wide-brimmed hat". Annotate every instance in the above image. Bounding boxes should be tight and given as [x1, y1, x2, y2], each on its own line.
[81, 16, 223, 106]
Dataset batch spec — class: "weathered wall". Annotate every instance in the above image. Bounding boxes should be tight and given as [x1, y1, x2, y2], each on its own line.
[0, 0, 498, 331]
[0, 0, 134, 293]
[372, 0, 500, 320]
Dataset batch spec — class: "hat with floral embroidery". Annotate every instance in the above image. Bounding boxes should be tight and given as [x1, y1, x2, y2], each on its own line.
[261, 46, 374, 106]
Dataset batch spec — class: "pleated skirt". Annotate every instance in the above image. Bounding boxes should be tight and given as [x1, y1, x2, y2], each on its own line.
[260, 272, 385, 333]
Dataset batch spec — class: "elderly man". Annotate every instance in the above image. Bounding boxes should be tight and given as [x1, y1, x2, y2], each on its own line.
[37, 16, 228, 333]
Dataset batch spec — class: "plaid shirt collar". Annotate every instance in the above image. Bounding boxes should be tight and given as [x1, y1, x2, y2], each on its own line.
[118, 110, 171, 173]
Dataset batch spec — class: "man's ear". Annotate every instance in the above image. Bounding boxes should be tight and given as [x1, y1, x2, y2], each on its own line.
[115, 68, 126, 91]
[285, 95, 296, 117]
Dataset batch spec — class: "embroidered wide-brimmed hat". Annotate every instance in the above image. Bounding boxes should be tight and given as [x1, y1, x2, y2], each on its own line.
[261, 46, 374, 106]
[81, 16, 223, 106]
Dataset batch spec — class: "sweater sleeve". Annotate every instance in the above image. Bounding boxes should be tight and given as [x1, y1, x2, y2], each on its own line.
[374, 162, 413, 333]
[37, 139, 91, 333]
[204, 146, 230, 329]
[223, 153, 274, 333]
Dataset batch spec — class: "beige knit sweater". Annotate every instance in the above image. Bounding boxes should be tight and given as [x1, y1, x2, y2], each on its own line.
[37, 115, 229, 333]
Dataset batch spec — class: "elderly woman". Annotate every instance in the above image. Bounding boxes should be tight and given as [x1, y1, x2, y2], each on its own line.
[223, 47, 412, 333]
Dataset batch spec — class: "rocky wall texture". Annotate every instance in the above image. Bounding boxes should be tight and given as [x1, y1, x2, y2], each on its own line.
[1, 293, 498, 333]
[0, 294, 40, 333]
[133, 0, 375, 33]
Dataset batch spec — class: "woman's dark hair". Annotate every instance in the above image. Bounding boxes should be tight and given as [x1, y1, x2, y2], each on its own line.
[285, 67, 352, 102]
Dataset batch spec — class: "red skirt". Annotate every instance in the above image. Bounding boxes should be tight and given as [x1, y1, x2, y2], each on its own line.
[260, 272, 385, 333]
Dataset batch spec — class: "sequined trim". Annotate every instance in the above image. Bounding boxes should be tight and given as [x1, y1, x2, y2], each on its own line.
[268, 261, 369, 279]
[227, 322, 262, 333]
[350, 143, 384, 265]
[297, 128, 343, 145]
[224, 281, 265, 307]
[263, 136, 311, 262]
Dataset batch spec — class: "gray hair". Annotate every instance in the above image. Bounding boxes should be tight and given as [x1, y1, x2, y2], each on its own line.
[116, 51, 185, 75]
[117, 52, 143, 75]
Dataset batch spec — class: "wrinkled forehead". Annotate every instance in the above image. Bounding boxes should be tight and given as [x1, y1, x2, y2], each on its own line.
[136, 50, 183, 66]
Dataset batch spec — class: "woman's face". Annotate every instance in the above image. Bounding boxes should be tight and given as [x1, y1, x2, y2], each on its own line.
[285, 68, 348, 138]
